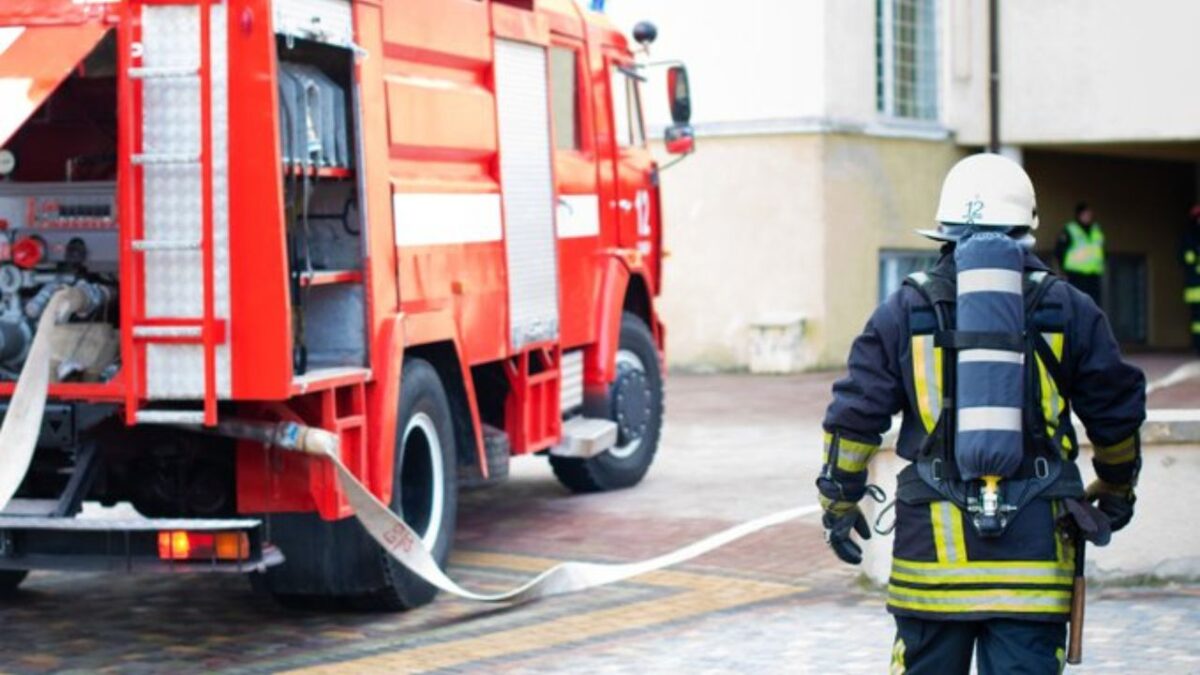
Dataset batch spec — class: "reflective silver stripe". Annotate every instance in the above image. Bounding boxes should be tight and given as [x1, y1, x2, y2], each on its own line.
[937, 502, 961, 563]
[958, 407, 1022, 432]
[957, 269, 1023, 295]
[892, 560, 1073, 583]
[924, 338, 941, 422]
[888, 587, 1071, 610]
[836, 444, 878, 471]
[959, 349, 1024, 364]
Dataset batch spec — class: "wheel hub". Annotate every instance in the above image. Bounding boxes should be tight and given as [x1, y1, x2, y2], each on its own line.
[612, 365, 650, 446]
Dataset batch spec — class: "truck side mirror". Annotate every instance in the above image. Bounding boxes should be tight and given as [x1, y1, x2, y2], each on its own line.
[667, 65, 691, 125]
[664, 123, 694, 156]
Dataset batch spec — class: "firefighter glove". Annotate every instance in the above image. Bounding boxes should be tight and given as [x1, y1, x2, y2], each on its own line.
[821, 499, 871, 565]
[1085, 479, 1136, 532]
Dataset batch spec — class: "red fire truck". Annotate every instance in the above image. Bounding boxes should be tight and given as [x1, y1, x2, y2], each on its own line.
[0, 0, 692, 608]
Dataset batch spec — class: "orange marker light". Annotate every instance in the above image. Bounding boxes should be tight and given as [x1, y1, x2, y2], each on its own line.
[158, 531, 250, 561]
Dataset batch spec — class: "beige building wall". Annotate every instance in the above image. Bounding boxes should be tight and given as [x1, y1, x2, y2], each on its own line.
[820, 135, 965, 364]
[656, 134, 826, 369]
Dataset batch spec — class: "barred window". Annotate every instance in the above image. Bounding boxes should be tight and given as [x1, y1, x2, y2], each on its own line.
[876, 0, 939, 121]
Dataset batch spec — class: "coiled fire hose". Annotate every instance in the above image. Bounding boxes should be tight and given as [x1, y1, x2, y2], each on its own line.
[0, 287, 92, 510]
[234, 420, 822, 603]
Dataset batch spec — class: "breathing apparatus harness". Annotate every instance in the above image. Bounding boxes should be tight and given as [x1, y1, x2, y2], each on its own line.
[896, 246, 1086, 539]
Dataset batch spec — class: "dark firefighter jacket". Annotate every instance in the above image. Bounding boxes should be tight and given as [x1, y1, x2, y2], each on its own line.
[821, 248, 1145, 622]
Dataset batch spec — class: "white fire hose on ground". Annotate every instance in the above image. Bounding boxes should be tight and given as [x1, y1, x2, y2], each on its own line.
[0, 287, 93, 509]
[214, 420, 822, 603]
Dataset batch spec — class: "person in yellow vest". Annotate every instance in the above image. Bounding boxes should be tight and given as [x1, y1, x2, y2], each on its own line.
[1180, 204, 1200, 354]
[1055, 202, 1105, 306]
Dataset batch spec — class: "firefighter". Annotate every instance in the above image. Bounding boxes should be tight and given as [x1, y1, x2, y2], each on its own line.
[1180, 204, 1200, 355]
[817, 154, 1145, 674]
[1055, 202, 1105, 307]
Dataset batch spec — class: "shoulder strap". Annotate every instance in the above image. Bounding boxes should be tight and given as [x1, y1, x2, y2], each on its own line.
[904, 271, 955, 331]
[1024, 271, 1070, 394]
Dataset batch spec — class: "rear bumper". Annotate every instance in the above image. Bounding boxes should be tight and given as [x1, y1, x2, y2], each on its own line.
[0, 514, 283, 573]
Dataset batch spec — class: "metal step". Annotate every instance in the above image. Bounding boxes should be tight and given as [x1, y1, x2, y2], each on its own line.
[132, 238, 201, 252]
[128, 65, 200, 80]
[135, 410, 206, 426]
[549, 417, 619, 459]
[0, 499, 58, 517]
[133, 325, 203, 340]
[0, 516, 262, 531]
[131, 152, 200, 166]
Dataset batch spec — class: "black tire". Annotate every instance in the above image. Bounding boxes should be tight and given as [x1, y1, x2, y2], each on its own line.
[355, 358, 459, 611]
[0, 570, 27, 597]
[551, 313, 663, 492]
[252, 358, 459, 612]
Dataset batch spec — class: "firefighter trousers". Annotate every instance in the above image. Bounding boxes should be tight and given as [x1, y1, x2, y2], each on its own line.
[891, 616, 1066, 675]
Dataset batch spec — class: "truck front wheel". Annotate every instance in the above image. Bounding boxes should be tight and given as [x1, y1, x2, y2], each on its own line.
[551, 313, 663, 492]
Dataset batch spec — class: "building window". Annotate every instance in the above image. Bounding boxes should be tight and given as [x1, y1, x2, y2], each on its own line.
[879, 249, 940, 304]
[549, 46, 581, 151]
[876, 0, 939, 121]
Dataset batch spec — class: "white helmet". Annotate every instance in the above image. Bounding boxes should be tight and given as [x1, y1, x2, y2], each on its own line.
[918, 153, 1039, 243]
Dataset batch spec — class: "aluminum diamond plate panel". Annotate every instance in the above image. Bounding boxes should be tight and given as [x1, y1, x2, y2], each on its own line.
[494, 39, 559, 351]
[141, 4, 231, 399]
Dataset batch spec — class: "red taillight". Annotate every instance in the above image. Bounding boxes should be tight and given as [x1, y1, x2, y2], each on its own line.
[157, 531, 249, 561]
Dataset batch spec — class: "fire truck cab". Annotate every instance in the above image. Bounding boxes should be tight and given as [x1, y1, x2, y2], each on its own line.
[0, 0, 691, 609]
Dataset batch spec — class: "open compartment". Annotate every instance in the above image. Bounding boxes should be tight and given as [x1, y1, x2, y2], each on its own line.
[275, 35, 367, 378]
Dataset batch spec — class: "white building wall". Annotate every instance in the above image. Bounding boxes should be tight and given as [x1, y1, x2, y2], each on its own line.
[604, 0, 826, 132]
[951, 0, 1200, 146]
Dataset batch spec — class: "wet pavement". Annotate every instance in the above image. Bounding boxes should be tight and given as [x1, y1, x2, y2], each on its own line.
[0, 359, 1197, 673]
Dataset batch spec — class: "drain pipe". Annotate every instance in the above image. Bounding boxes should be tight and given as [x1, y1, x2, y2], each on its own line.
[988, 0, 1000, 153]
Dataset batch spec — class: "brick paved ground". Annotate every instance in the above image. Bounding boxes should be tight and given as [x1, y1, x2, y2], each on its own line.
[1, 359, 1197, 673]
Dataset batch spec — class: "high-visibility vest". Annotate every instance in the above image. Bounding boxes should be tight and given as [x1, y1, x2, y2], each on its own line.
[1062, 221, 1105, 275]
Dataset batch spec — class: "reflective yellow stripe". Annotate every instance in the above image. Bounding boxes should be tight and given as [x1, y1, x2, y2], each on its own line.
[887, 585, 1072, 614]
[1192, 321, 1200, 335]
[1188, 251, 1197, 265]
[929, 502, 966, 564]
[1094, 435, 1137, 465]
[1186, 287, 1200, 303]
[891, 638, 907, 675]
[891, 558, 1074, 586]
[822, 433, 880, 473]
[818, 494, 856, 516]
[1037, 333, 1069, 458]
[911, 336, 942, 434]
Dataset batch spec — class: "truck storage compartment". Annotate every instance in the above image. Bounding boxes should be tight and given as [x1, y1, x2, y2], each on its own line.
[277, 36, 366, 376]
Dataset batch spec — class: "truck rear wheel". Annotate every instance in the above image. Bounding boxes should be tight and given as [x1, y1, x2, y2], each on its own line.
[355, 358, 459, 611]
[551, 313, 663, 492]
[252, 358, 458, 611]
